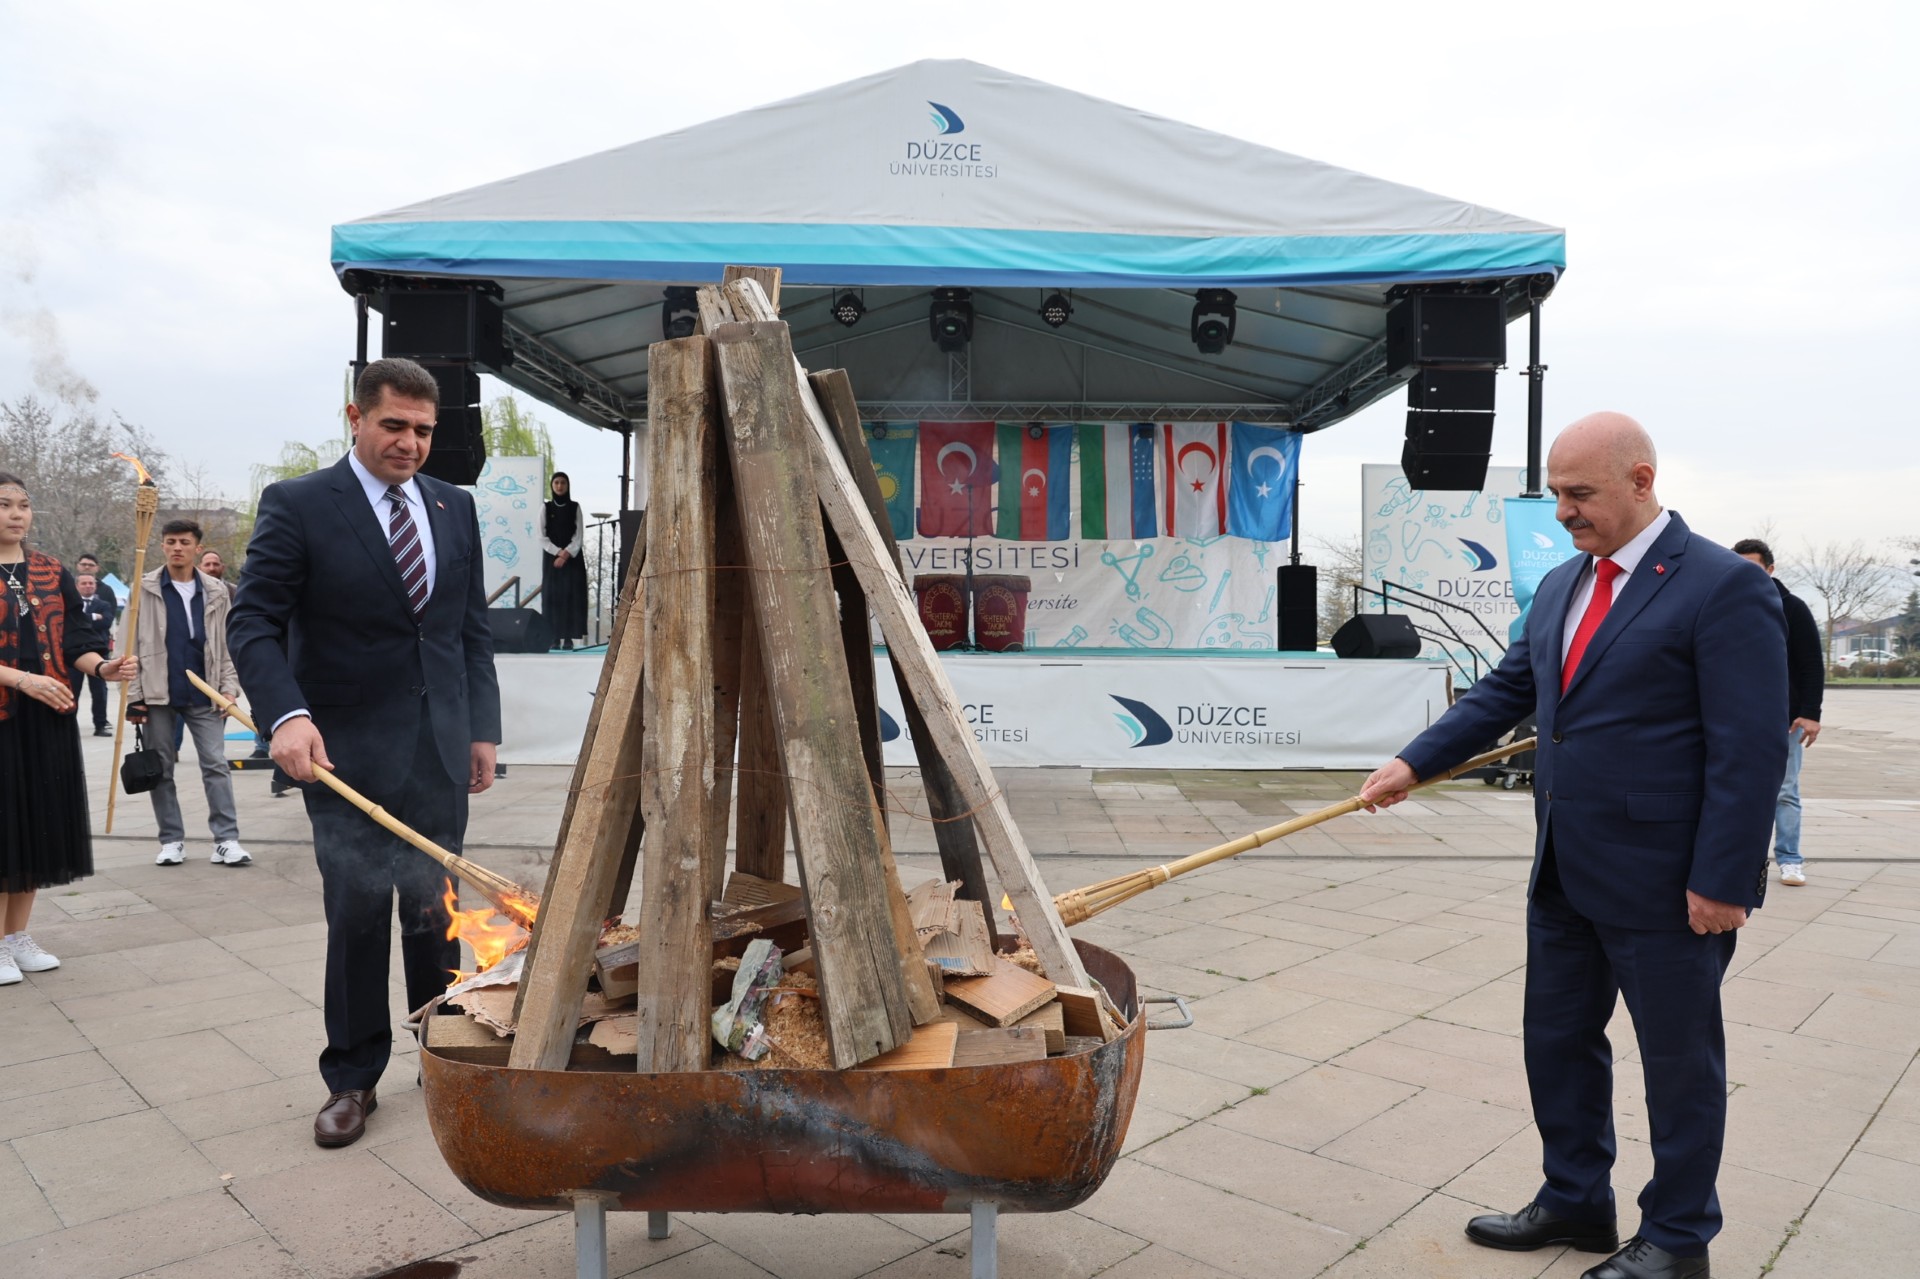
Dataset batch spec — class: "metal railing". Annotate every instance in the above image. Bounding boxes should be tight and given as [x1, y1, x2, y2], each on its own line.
[1349, 579, 1510, 685]
[486, 575, 543, 608]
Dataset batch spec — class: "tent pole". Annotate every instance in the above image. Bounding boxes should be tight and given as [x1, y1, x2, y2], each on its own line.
[353, 293, 370, 384]
[1524, 294, 1546, 498]
[1289, 463, 1302, 566]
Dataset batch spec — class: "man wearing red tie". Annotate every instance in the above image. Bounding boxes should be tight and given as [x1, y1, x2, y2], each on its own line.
[1360, 413, 1786, 1279]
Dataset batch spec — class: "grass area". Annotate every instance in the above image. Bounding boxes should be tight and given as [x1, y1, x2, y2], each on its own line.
[1828, 677, 1920, 687]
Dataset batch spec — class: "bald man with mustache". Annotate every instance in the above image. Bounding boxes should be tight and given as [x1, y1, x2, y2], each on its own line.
[1360, 413, 1787, 1279]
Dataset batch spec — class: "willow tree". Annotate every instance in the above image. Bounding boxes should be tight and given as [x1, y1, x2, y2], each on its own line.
[480, 394, 555, 487]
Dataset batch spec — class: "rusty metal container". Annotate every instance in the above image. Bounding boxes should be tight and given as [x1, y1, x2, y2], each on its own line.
[420, 940, 1144, 1215]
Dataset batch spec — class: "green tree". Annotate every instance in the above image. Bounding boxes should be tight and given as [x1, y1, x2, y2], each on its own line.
[480, 394, 555, 487]
[0, 395, 172, 576]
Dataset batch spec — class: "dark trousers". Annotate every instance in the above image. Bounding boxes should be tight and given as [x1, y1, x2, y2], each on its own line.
[306, 722, 465, 1093]
[1524, 841, 1737, 1257]
[86, 671, 109, 729]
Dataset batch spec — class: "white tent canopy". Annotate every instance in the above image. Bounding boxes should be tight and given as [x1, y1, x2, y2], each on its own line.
[333, 59, 1565, 432]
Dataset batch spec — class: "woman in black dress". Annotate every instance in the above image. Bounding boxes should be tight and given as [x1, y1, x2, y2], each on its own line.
[540, 471, 588, 650]
[0, 472, 139, 986]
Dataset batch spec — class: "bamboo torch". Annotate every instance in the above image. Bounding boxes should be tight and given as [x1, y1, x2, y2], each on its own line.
[103, 457, 159, 834]
[1053, 737, 1539, 926]
[184, 671, 540, 926]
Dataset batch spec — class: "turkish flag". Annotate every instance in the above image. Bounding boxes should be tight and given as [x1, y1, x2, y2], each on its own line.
[917, 422, 995, 537]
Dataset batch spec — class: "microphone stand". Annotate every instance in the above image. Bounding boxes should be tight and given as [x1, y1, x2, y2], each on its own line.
[962, 477, 980, 650]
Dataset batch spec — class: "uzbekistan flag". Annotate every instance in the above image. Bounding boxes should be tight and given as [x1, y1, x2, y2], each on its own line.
[995, 424, 1073, 540]
[916, 421, 995, 537]
[1077, 423, 1159, 539]
[1225, 423, 1300, 542]
[1162, 422, 1229, 538]
[864, 423, 917, 542]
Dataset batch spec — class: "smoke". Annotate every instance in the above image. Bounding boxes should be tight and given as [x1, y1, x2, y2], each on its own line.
[2, 120, 116, 407]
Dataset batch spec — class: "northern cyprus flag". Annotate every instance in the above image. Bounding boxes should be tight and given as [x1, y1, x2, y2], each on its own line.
[1162, 422, 1229, 538]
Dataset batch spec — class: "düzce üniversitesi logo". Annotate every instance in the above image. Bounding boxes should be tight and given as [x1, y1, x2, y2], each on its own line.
[894, 100, 997, 179]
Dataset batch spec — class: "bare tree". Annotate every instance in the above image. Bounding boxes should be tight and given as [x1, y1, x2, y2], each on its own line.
[0, 395, 172, 577]
[1310, 533, 1365, 643]
[1783, 539, 1901, 661]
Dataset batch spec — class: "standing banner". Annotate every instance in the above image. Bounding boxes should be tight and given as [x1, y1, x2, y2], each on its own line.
[465, 455, 544, 604]
[1502, 496, 1579, 642]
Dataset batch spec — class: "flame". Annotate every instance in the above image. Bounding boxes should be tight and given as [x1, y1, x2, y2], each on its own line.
[111, 452, 154, 485]
[442, 879, 530, 985]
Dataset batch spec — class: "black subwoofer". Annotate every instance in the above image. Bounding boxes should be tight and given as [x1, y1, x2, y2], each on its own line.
[488, 607, 553, 654]
[1331, 613, 1421, 659]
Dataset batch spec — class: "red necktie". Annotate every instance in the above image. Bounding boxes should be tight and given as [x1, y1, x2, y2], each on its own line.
[1561, 557, 1622, 692]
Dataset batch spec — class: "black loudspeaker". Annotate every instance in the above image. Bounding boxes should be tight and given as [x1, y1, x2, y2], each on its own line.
[488, 607, 552, 654]
[379, 290, 507, 369]
[1385, 294, 1506, 374]
[418, 405, 486, 486]
[421, 360, 481, 412]
[1276, 564, 1318, 652]
[618, 509, 645, 593]
[1408, 368, 1496, 412]
[1331, 613, 1421, 659]
[1402, 410, 1495, 491]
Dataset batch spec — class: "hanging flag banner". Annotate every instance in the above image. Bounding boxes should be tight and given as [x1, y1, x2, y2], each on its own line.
[1077, 423, 1159, 540]
[1162, 422, 1229, 537]
[1502, 496, 1578, 642]
[917, 421, 996, 537]
[995, 423, 1073, 541]
[1226, 423, 1300, 542]
[865, 423, 917, 542]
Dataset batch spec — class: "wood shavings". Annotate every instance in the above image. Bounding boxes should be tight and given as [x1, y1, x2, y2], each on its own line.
[599, 923, 641, 947]
[718, 972, 831, 1070]
[1005, 945, 1044, 975]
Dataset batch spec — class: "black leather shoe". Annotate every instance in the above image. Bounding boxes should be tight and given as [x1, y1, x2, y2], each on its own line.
[313, 1089, 377, 1147]
[1583, 1237, 1709, 1278]
[1466, 1201, 1619, 1252]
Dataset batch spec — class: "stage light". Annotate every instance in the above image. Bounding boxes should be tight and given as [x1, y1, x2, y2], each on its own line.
[929, 288, 973, 353]
[832, 291, 865, 327]
[1039, 292, 1073, 328]
[1190, 288, 1238, 354]
[662, 286, 699, 340]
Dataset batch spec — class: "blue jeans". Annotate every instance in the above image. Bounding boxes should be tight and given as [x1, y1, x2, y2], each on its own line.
[1774, 728, 1804, 866]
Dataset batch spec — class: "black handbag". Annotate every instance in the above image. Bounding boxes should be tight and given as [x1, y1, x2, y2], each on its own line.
[118, 724, 166, 795]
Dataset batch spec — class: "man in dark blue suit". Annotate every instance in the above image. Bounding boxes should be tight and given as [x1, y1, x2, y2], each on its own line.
[1361, 413, 1786, 1279]
[229, 358, 501, 1149]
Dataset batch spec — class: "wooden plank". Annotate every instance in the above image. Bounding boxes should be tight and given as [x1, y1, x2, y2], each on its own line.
[808, 369, 998, 949]
[942, 958, 1059, 1028]
[951, 1026, 1048, 1067]
[854, 1020, 958, 1071]
[721, 264, 781, 312]
[706, 444, 748, 904]
[709, 317, 912, 1067]
[723, 872, 802, 909]
[825, 518, 886, 823]
[724, 281, 1085, 986]
[732, 596, 789, 881]
[934, 996, 1064, 1052]
[426, 1013, 507, 1049]
[598, 520, 648, 922]
[507, 541, 651, 1068]
[1054, 984, 1118, 1044]
[1060, 1035, 1106, 1057]
[630, 335, 721, 1073]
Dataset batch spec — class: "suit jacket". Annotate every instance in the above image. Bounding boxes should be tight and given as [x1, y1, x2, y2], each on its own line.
[128, 567, 240, 705]
[1399, 512, 1787, 931]
[228, 457, 502, 798]
[77, 590, 117, 643]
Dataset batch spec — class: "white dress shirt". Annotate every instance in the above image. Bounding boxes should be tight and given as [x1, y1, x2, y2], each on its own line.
[1561, 507, 1671, 664]
[347, 452, 438, 600]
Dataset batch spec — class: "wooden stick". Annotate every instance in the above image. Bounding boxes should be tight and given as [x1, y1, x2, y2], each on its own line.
[104, 482, 159, 833]
[185, 671, 539, 925]
[1053, 737, 1540, 926]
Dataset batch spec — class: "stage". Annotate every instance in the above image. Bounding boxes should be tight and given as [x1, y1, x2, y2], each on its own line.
[496, 649, 1450, 770]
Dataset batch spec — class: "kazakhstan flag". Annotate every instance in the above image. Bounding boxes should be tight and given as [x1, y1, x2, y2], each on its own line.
[865, 423, 917, 541]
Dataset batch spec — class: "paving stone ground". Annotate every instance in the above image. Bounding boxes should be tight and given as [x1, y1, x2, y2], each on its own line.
[4, 689, 1917, 1278]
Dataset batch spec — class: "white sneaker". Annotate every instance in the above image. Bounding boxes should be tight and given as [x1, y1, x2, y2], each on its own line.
[5, 933, 58, 972]
[0, 945, 20, 986]
[155, 842, 186, 866]
[213, 841, 253, 867]
[1780, 863, 1807, 886]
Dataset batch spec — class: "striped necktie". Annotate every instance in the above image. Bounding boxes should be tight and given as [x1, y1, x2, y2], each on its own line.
[385, 484, 429, 616]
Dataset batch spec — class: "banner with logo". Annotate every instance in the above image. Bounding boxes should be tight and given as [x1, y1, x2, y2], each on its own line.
[874, 652, 1449, 769]
[1501, 496, 1579, 642]
[1360, 464, 1529, 682]
[465, 456, 544, 604]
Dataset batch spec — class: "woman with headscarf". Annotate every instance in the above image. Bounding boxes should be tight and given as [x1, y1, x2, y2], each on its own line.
[540, 471, 588, 650]
[0, 471, 139, 986]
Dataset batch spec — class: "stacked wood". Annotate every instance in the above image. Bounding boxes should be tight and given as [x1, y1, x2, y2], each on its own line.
[453, 265, 1096, 1077]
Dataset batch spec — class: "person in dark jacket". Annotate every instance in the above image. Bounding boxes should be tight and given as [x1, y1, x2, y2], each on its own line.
[1733, 539, 1823, 886]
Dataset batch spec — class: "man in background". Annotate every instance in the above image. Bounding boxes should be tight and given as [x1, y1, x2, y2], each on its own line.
[74, 571, 117, 736]
[199, 548, 238, 601]
[130, 519, 252, 868]
[75, 553, 115, 609]
[1733, 538, 1823, 886]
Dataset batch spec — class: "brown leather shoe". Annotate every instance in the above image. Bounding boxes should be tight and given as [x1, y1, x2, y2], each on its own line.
[313, 1089, 377, 1148]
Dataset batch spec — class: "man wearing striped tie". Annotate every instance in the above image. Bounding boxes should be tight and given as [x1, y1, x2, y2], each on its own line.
[230, 358, 501, 1150]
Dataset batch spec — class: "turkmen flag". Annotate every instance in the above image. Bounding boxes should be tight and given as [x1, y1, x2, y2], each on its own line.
[1077, 423, 1159, 539]
[865, 423, 916, 541]
[1226, 422, 1300, 542]
[995, 423, 1073, 540]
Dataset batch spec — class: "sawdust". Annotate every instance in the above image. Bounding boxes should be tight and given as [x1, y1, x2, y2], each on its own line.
[718, 972, 831, 1070]
[600, 923, 641, 947]
[1006, 945, 1044, 975]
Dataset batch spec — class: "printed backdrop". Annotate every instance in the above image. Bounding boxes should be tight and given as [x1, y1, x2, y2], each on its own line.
[870, 421, 1301, 650]
[465, 455, 544, 604]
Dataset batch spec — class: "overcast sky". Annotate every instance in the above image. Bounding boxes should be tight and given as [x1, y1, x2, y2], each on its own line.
[3, 1, 1914, 565]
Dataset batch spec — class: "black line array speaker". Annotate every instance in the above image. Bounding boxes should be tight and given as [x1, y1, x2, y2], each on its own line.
[418, 404, 486, 486]
[488, 607, 552, 654]
[1385, 294, 1506, 374]
[1408, 368, 1496, 412]
[379, 290, 507, 369]
[1402, 409, 1495, 491]
[421, 360, 481, 412]
[1276, 564, 1318, 652]
[1331, 613, 1421, 660]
